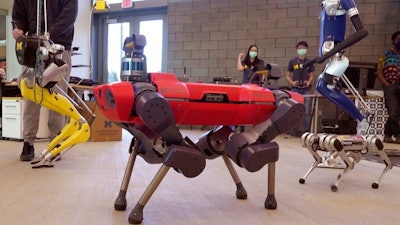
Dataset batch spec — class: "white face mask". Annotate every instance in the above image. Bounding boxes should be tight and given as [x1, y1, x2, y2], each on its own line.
[297, 49, 307, 56]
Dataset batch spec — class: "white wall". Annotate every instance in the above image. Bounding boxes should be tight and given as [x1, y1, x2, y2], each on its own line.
[70, 1, 93, 80]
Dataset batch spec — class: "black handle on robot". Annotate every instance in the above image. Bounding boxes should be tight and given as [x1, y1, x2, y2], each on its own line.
[303, 29, 368, 68]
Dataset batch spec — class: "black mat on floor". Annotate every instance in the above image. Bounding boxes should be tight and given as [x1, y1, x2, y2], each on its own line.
[361, 149, 400, 167]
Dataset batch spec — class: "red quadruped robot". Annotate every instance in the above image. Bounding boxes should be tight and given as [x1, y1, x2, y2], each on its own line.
[93, 34, 305, 224]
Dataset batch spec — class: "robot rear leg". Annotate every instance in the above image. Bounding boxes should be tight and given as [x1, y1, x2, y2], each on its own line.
[225, 91, 305, 172]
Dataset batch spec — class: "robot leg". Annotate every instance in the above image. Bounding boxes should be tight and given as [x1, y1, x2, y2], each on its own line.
[20, 79, 90, 168]
[316, 54, 364, 121]
[224, 90, 305, 172]
[35, 118, 80, 163]
[317, 75, 364, 121]
[133, 82, 182, 145]
[299, 133, 332, 185]
[196, 125, 234, 159]
[133, 82, 206, 177]
[196, 125, 248, 200]
[365, 136, 393, 189]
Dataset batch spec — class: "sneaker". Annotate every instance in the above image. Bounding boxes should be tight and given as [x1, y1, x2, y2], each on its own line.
[383, 136, 395, 143]
[395, 136, 400, 144]
[20, 142, 35, 161]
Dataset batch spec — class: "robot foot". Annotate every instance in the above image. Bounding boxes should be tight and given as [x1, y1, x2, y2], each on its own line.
[31, 157, 54, 168]
[31, 151, 62, 168]
[163, 144, 206, 178]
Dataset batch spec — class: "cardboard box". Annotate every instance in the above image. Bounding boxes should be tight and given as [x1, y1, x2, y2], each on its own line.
[0, 46, 5, 58]
[80, 101, 122, 142]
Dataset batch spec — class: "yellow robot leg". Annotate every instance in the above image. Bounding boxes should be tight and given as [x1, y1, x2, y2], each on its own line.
[20, 79, 83, 117]
[47, 118, 80, 150]
[47, 122, 90, 156]
[37, 118, 80, 159]
[34, 122, 90, 167]
[20, 79, 91, 168]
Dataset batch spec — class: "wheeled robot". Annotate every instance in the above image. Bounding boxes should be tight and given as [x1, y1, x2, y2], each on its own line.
[93, 33, 305, 224]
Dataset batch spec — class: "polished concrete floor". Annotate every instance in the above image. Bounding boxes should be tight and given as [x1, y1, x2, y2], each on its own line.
[0, 129, 399, 225]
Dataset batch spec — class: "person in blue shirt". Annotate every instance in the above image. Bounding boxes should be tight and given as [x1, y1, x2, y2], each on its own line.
[285, 41, 315, 134]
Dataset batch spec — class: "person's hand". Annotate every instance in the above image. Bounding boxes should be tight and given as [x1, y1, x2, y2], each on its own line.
[238, 52, 244, 60]
[12, 28, 24, 40]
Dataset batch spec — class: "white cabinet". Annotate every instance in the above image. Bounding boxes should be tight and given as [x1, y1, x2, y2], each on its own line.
[2, 97, 24, 139]
[2, 97, 50, 140]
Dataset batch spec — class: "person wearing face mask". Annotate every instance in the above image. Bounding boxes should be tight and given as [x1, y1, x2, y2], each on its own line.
[237, 44, 265, 84]
[377, 31, 400, 144]
[285, 41, 315, 135]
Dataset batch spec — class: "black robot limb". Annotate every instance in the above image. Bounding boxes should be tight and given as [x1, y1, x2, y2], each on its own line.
[224, 90, 305, 172]
[132, 82, 206, 177]
[196, 125, 248, 200]
[114, 83, 207, 224]
[219, 90, 304, 210]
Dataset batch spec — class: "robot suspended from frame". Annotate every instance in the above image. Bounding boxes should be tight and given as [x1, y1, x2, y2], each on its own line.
[14, 0, 92, 168]
[16, 35, 92, 168]
[93, 34, 305, 224]
[299, 0, 393, 191]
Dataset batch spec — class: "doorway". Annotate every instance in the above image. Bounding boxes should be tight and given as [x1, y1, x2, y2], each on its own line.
[93, 8, 167, 83]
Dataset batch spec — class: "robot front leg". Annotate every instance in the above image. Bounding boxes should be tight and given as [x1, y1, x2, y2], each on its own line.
[124, 83, 206, 224]
[20, 79, 90, 168]
[115, 137, 139, 212]
[299, 132, 329, 184]
[133, 82, 206, 177]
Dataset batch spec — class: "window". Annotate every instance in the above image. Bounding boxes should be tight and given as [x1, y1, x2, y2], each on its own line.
[92, 7, 167, 83]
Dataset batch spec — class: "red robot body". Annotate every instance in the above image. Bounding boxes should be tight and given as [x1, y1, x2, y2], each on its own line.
[94, 72, 304, 126]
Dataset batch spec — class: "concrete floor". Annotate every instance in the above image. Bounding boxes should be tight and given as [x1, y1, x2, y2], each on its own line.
[0, 129, 399, 225]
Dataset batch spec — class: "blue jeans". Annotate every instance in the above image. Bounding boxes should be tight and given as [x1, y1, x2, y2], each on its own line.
[383, 84, 400, 137]
[291, 87, 311, 132]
